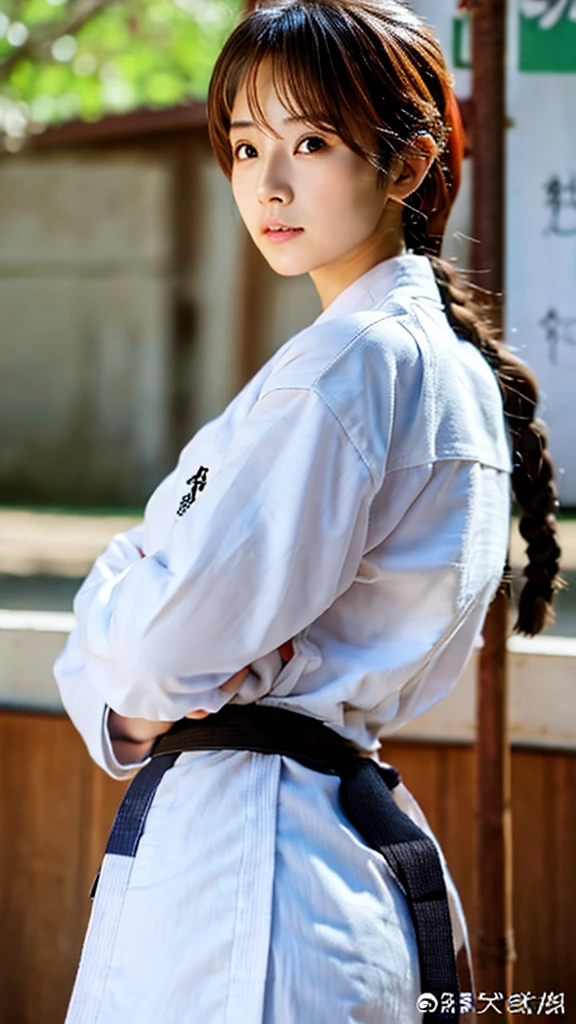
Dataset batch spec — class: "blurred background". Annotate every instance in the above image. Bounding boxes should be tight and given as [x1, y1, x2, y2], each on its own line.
[0, 0, 574, 1021]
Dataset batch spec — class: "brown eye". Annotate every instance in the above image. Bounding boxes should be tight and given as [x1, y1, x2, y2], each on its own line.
[234, 142, 258, 161]
[297, 136, 327, 154]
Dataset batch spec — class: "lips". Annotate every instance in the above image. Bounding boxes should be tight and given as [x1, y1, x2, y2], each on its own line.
[262, 221, 304, 244]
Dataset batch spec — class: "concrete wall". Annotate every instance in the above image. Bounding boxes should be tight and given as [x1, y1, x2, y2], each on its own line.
[0, 154, 176, 505]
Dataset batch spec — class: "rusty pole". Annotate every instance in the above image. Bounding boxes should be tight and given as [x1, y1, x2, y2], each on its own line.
[468, 0, 515, 1008]
[235, 0, 270, 389]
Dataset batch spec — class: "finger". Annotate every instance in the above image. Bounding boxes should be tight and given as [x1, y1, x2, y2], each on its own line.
[278, 639, 294, 663]
[185, 667, 250, 721]
[218, 666, 250, 694]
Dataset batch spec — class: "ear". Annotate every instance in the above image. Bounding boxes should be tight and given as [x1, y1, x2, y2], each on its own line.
[387, 136, 437, 201]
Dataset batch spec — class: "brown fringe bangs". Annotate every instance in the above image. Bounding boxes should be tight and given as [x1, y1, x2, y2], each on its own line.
[207, 0, 450, 183]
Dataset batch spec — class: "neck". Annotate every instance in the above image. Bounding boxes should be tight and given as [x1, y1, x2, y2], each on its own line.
[309, 209, 406, 311]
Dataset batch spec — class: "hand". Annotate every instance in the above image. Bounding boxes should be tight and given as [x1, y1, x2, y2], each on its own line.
[185, 666, 250, 720]
[185, 638, 295, 721]
[108, 710, 174, 765]
[109, 641, 297, 763]
[108, 673, 248, 763]
[108, 710, 174, 744]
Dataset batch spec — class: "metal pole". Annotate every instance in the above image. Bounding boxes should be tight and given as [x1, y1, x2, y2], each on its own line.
[468, 0, 515, 1008]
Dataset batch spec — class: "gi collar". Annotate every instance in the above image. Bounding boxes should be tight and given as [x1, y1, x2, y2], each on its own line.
[314, 252, 443, 326]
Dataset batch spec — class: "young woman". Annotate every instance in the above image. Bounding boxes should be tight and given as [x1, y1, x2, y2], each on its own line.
[55, 1, 561, 1021]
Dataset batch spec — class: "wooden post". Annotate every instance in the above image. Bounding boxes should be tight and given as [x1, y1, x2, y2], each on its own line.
[234, 0, 271, 389]
[468, 0, 516, 1010]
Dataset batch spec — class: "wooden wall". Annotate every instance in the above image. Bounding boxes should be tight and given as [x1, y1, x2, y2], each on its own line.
[0, 711, 126, 1023]
[389, 740, 576, 1012]
[0, 709, 574, 1023]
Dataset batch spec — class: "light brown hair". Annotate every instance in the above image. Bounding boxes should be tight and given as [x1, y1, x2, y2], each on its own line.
[207, 0, 562, 635]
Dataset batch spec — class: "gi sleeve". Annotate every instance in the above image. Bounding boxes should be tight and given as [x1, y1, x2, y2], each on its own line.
[67, 386, 374, 721]
[54, 524, 151, 778]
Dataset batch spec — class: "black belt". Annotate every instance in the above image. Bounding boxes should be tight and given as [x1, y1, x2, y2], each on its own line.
[153, 704, 461, 1023]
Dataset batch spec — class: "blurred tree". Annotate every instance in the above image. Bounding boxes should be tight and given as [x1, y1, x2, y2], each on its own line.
[0, 0, 242, 145]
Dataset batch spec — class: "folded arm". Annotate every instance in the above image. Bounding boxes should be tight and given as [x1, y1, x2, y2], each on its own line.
[56, 387, 373, 755]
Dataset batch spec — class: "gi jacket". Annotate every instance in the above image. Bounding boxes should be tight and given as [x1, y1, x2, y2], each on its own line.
[55, 252, 512, 1024]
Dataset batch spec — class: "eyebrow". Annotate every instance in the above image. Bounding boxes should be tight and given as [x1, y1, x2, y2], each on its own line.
[229, 115, 311, 130]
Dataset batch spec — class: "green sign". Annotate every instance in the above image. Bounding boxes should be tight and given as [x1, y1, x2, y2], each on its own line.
[520, 1, 576, 72]
[452, 12, 472, 70]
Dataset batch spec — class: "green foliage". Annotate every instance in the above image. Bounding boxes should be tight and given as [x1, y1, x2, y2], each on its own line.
[0, 0, 243, 136]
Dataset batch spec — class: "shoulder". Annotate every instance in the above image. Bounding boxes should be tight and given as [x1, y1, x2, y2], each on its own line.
[260, 308, 428, 483]
[263, 308, 421, 391]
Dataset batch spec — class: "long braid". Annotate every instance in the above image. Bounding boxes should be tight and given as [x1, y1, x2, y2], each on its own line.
[388, 11, 563, 633]
[415, 245, 562, 635]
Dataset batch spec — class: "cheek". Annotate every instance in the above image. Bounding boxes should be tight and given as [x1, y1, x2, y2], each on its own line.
[231, 172, 254, 228]
[308, 157, 384, 234]
[231, 175, 243, 213]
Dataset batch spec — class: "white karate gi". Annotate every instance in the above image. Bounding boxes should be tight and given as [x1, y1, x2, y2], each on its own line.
[55, 253, 512, 1024]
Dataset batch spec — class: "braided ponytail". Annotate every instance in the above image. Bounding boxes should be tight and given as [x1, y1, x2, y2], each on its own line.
[405, 202, 562, 635]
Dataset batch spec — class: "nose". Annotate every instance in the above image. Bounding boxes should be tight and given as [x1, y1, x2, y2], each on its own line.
[256, 149, 294, 206]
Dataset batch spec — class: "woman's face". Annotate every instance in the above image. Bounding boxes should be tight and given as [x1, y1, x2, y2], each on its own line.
[229, 63, 404, 307]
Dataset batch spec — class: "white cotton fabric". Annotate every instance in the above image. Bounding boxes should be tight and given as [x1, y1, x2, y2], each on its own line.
[55, 253, 511, 1023]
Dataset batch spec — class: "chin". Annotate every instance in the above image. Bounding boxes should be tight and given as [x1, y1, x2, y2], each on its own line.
[257, 249, 313, 278]
[268, 262, 311, 278]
